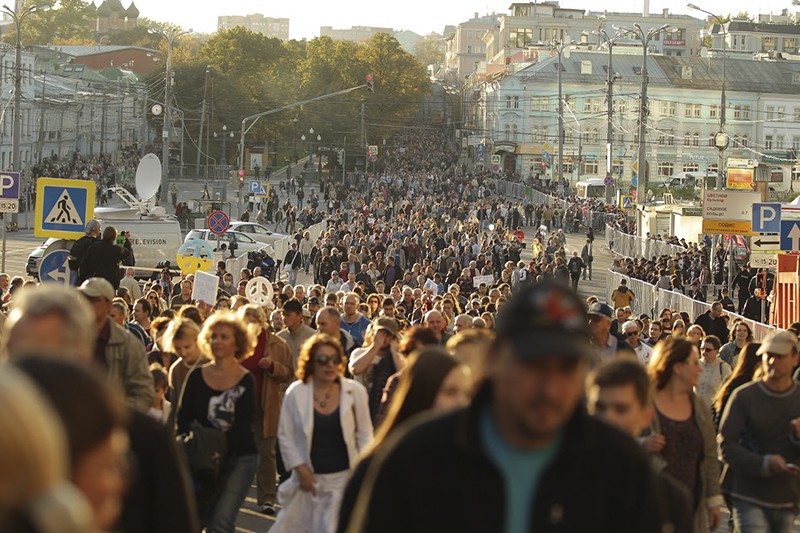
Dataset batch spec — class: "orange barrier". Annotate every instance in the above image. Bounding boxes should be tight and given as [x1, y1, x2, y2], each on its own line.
[771, 254, 800, 329]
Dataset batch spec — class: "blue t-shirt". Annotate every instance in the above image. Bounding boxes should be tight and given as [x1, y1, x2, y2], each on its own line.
[480, 406, 563, 533]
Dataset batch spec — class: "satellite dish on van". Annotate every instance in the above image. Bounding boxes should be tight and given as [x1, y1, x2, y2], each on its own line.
[135, 154, 161, 201]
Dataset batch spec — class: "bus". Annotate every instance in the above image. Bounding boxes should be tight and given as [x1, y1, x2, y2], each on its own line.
[576, 178, 606, 200]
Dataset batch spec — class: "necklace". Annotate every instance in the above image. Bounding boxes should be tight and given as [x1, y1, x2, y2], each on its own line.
[314, 384, 336, 408]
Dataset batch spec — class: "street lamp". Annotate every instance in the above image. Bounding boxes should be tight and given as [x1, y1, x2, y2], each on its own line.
[593, 29, 623, 201]
[149, 25, 191, 204]
[213, 125, 235, 167]
[537, 39, 575, 187]
[2, 3, 42, 230]
[687, 3, 727, 191]
[615, 23, 672, 205]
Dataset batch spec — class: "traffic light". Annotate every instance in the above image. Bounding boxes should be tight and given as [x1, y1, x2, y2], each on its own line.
[366, 74, 374, 93]
[337, 149, 344, 165]
[540, 161, 546, 172]
[238, 169, 245, 187]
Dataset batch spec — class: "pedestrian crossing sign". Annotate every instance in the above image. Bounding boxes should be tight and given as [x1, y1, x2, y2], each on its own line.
[620, 195, 634, 210]
[35, 177, 95, 239]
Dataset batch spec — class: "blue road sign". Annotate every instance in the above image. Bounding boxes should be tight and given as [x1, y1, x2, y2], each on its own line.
[780, 220, 800, 252]
[631, 176, 638, 187]
[753, 203, 782, 234]
[248, 180, 260, 194]
[35, 178, 95, 239]
[207, 210, 230, 235]
[38, 249, 77, 285]
[0, 172, 19, 200]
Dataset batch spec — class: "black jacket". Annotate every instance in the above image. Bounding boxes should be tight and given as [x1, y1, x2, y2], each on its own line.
[69, 234, 99, 282]
[694, 311, 730, 342]
[346, 385, 667, 533]
[81, 239, 130, 288]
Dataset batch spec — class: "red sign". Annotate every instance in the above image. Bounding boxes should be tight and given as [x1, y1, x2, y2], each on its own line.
[207, 210, 230, 235]
[663, 39, 685, 46]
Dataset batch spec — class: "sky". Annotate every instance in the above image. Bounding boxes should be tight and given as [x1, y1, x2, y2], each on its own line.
[126, 0, 797, 40]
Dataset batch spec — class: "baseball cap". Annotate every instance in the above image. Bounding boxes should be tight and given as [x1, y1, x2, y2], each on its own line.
[587, 301, 613, 319]
[373, 316, 400, 337]
[495, 282, 592, 360]
[756, 330, 799, 356]
[77, 278, 114, 301]
[308, 296, 320, 306]
[282, 298, 303, 314]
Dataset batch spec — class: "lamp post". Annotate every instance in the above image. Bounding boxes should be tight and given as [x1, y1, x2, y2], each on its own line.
[616, 23, 672, 206]
[214, 125, 235, 167]
[300, 128, 321, 181]
[593, 29, 622, 202]
[687, 3, 727, 191]
[149, 25, 191, 204]
[538, 39, 575, 187]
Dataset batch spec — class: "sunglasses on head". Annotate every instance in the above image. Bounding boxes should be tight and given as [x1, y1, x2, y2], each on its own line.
[315, 354, 342, 366]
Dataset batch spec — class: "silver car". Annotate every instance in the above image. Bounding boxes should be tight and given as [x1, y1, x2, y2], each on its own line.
[184, 229, 273, 256]
[228, 222, 287, 246]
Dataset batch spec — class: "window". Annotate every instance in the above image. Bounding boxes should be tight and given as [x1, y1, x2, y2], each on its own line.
[660, 101, 676, 116]
[709, 104, 718, 118]
[766, 135, 774, 149]
[562, 161, 574, 174]
[658, 162, 674, 177]
[684, 103, 701, 118]
[683, 163, 699, 172]
[708, 163, 719, 173]
[584, 160, 599, 175]
[512, 123, 519, 142]
[693, 132, 700, 146]
[583, 98, 601, 113]
[741, 135, 749, 148]
[614, 132, 625, 144]
[767, 106, 775, 121]
[504, 124, 511, 140]
[709, 134, 715, 147]
[666, 129, 674, 146]
[733, 105, 751, 120]
[564, 129, 573, 144]
[532, 125, 548, 142]
[778, 106, 786, 119]
[795, 108, 800, 121]
[793, 136, 800, 150]
[764, 36, 776, 49]
[785, 38, 796, 51]
[793, 165, 800, 181]
[771, 168, 784, 183]
[612, 161, 624, 176]
[777, 135, 785, 149]
[509, 28, 534, 48]
[505, 96, 513, 109]
[683, 131, 692, 146]
[532, 97, 550, 112]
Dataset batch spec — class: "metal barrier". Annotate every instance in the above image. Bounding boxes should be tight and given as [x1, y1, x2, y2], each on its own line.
[271, 219, 329, 282]
[606, 225, 686, 259]
[605, 269, 775, 341]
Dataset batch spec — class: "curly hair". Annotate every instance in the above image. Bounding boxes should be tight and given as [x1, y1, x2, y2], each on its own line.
[296, 333, 346, 382]
[198, 311, 256, 361]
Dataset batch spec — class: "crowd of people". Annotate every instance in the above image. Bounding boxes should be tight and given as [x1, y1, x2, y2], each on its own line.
[2, 130, 800, 533]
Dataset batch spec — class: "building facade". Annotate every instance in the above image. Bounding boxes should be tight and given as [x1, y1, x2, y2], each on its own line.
[218, 14, 290, 40]
[444, 13, 500, 83]
[319, 25, 393, 42]
[466, 50, 800, 192]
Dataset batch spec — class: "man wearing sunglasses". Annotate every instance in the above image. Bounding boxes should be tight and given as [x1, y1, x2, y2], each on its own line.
[621, 320, 652, 366]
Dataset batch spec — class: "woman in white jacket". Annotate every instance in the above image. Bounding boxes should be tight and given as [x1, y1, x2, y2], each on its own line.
[272, 333, 372, 533]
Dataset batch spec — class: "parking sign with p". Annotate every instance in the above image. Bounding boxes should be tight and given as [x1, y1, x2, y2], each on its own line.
[0, 172, 20, 213]
[752, 203, 781, 234]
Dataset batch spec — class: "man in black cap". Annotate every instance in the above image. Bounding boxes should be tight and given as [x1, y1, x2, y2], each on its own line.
[588, 301, 631, 360]
[344, 282, 664, 533]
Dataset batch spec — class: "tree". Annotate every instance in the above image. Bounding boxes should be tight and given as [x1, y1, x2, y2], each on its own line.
[357, 33, 431, 131]
[4, 0, 95, 45]
[413, 35, 445, 68]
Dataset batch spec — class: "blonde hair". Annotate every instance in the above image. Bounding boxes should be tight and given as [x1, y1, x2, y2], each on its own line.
[0, 366, 68, 516]
[164, 318, 202, 353]
[198, 311, 256, 361]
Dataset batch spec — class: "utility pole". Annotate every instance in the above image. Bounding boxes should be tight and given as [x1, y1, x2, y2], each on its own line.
[539, 39, 574, 188]
[195, 65, 209, 178]
[594, 29, 619, 203]
[360, 101, 366, 149]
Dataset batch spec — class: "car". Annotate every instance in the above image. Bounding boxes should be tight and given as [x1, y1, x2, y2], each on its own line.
[227, 222, 287, 246]
[26, 238, 60, 278]
[184, 229, 273, 256]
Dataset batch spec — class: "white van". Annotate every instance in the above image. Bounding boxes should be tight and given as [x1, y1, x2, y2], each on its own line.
[95, 207, 183, 274]
[27, 208, 182, 279]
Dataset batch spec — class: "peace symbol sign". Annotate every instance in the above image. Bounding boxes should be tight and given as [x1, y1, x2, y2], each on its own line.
[245, 276, 274, 308]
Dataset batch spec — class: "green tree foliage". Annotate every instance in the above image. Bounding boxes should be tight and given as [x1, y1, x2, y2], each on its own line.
[413, 35, 445, 68]
[5, 0, 95, 45]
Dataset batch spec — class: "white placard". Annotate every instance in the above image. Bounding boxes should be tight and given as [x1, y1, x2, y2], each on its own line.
[473, 274, 494, 288]
[191, 270, 219, 305]
[423, 278, 438, 295]
[702, 190, 761, 221]
[750, 253, 778, 270]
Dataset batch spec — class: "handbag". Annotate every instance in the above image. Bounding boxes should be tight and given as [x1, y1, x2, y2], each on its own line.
[174, 361, 228, 482]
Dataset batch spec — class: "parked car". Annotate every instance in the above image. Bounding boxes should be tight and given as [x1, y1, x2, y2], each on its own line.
[227, 222, 287, 246]
[184, 229, 273, 256]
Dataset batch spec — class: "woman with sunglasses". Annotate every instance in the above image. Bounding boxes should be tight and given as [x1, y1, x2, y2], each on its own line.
[272, 334, 372, 533]
[695, 335, 732, 408]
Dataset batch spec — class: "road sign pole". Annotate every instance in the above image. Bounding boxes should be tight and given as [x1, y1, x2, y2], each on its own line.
[2, 214, 6, 272]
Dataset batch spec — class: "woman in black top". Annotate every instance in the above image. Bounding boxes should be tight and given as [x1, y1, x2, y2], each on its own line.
[177, 311, 257, 533]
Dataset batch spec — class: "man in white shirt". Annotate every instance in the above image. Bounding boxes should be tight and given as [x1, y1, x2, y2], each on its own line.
[621, 320, 653, 366]
[119, 267, 142, 300]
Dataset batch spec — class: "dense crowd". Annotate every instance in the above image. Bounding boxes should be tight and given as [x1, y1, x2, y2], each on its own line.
[2, 130, 800, 533]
